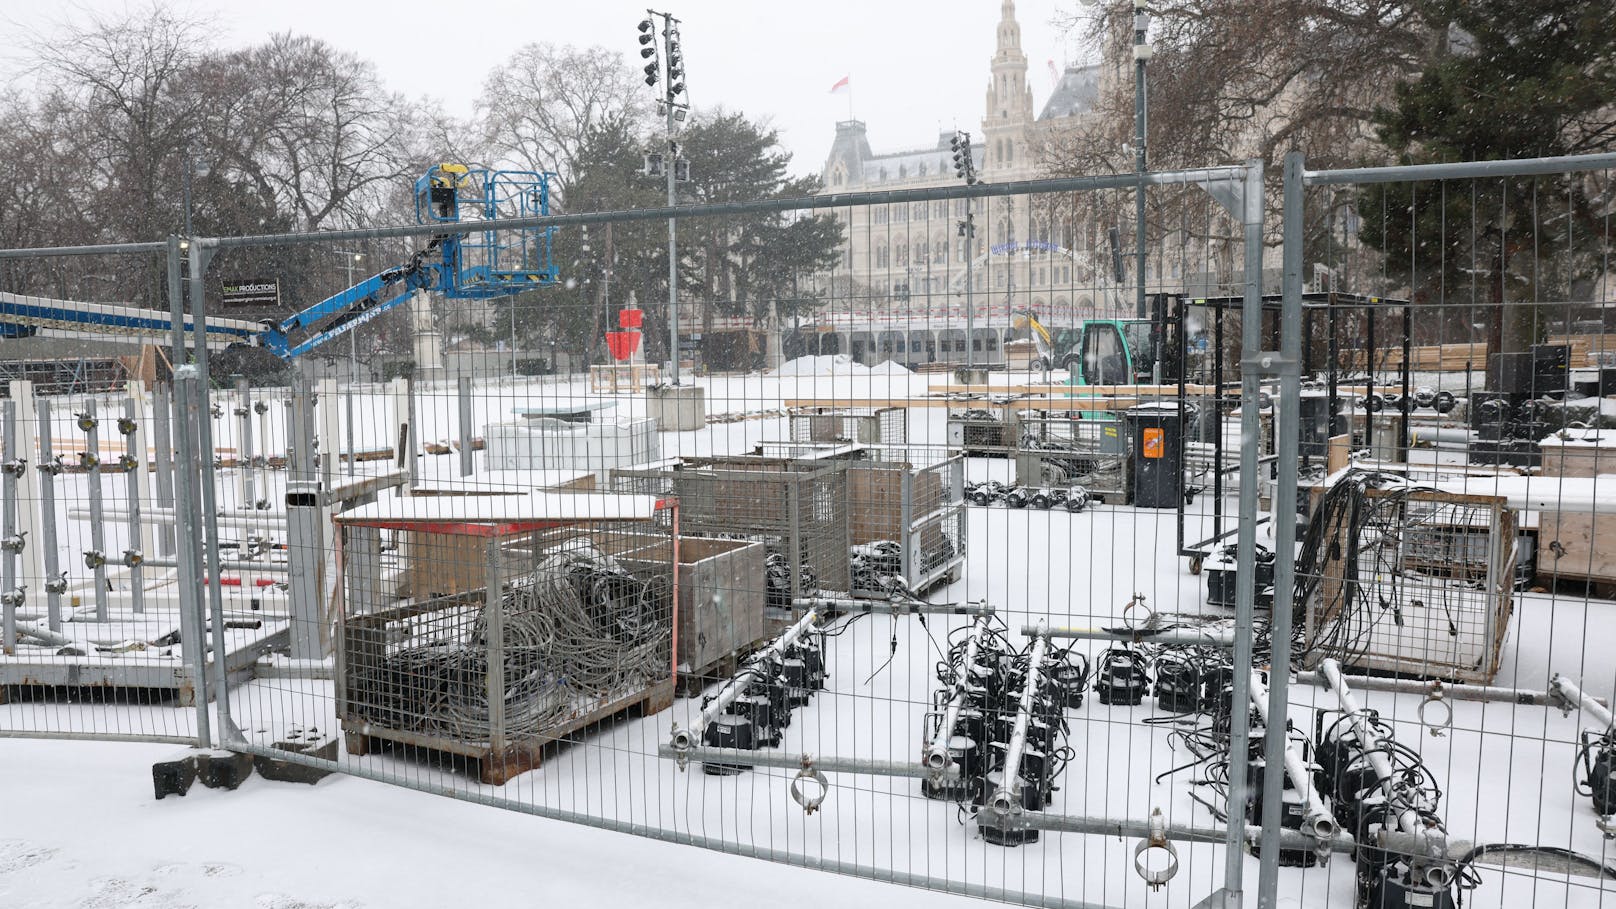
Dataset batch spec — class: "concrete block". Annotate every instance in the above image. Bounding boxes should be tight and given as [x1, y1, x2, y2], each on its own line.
[152, 753, 198, 800]
[646, 385, 707, 432]
[196, 749, 255, 790]
[254, 728, 340, 785]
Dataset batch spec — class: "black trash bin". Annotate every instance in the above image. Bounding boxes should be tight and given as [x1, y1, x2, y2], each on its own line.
[1126, 403, 1182, 509]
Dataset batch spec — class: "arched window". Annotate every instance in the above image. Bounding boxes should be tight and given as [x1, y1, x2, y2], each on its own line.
[875, 243, 888, 269]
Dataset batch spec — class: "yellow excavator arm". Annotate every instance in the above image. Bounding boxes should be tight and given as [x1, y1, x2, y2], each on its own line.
[1011, 309, 1054, 361]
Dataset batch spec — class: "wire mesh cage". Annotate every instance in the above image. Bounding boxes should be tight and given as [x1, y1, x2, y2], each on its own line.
[611, 456, 850, 610]
[1300, 483, 1516, 684]
[334, 493, 677, 784]
[846, 450, 966, 597]
[788, 405, 907, 446]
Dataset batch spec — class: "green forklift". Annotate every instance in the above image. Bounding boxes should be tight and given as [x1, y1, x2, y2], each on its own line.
[1014, 294, 1177, 386]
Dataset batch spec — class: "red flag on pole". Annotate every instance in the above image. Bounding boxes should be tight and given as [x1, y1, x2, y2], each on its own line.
[829, 75, 850, 94]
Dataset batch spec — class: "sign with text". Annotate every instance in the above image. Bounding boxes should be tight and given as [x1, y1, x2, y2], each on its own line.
[222, 279, 280, 307]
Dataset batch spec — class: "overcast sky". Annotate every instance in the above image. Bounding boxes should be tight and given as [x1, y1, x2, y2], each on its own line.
[0, 0, 1094, 176]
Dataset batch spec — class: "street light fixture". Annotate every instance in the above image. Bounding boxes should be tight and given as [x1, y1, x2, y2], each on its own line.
[951, 130, 980, 367]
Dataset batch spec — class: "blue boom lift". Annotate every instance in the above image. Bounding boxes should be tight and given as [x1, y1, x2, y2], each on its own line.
[0, 164, 560, 359]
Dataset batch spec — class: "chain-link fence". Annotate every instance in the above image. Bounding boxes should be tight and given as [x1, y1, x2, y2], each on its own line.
[4, 152, 1615, 908]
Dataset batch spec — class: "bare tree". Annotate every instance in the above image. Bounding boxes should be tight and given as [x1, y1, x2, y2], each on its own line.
[198, 33, 424, 232]
[477, 42, 651, 189]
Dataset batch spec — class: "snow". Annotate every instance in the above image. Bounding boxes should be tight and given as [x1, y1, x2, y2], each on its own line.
[5, 361, 1616, 908]
[0, 738, 995, 909]
[774, 354, 872, 377]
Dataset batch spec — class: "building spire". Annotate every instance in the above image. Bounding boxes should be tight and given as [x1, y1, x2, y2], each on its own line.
[997, 0, 1023, 54]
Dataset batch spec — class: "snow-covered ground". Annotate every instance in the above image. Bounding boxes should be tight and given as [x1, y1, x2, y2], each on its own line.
[5, 364, 1616, 907]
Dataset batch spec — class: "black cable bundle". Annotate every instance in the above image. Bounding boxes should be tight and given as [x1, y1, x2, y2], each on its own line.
[764, 551, 818, 609]
[1293, 468, 1468, 673]
[357, 544, 671, 745]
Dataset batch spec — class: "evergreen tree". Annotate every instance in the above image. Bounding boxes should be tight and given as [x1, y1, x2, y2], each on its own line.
[1361, 0, 1616, 372]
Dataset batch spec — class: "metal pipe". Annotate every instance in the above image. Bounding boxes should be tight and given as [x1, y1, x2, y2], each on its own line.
[122, 398, 145, 614]
[1250, 670, 1339, 842]
[923, 614, 992, 773]
[35, 399, 63, 632]
[0, 240, 167, 260]
[1258, 150, 1309, 904]
[657, 745, 954, 779]
[988, 621, 1048, 816]
[223, 738, 1117, 909]
[137, 558, 286, 574]
[1133, 0, 1149, 322]
[1296, 670, 1601, 708]
[1550, 674, 1615, 731]
[1317, 659, 1421, 836]
[795, 596, 994, 616]
[2, 400, 17, 651]
[1223, 158, 1266, 901]
[171, 367, 211, 747]
[190, 240, 236, 739]
[456, 375, 473, 478]
[187, 167, 1253, 252]
[1306, 150, 1616, 186]
[1028, 624, 1235, 647]
[68, 508, 285, 531]
[83, 400, 109, 621]
[670, 610, 819, 752]
[1011, 809, 1357, 855]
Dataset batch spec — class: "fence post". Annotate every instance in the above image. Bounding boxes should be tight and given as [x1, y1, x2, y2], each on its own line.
[189, 239, 238, 744]
[1256, 150, 1309, 903]
[122, 397, 146, 615]
[171, 368, 211, 744]
[152, 382, 176, 557]
[1221, 158, 1266, 907]
[2, 400, 18, 653]
[458, 374, 474, 478]
[6, 380, 46, 616]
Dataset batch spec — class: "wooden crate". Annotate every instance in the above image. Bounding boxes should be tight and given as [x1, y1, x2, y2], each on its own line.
[343, 678, 674, 785]
[335, 494, 676, 785]
[401, 471, 597, 598]
[1304, 487, 1516, 684]
[1538, 432, 1616, 583]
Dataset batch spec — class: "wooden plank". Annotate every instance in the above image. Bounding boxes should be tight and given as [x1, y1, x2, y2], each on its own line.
[1327, 434, 1350, 476]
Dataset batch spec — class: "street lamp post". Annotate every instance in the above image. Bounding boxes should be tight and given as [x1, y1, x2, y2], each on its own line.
[1133, 0, 1153, 324]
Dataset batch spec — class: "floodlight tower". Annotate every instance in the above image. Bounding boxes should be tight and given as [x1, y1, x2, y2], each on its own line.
[639, 11, 692, 383]
[951, 130, 980, 367]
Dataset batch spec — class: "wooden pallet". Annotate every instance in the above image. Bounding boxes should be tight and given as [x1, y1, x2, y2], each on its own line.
[342, 678, 676, 786]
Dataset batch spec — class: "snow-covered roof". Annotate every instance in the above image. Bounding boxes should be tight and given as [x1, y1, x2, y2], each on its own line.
[1039, 64, 1099, 121]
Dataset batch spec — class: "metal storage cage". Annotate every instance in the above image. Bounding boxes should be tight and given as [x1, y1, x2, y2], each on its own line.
[846, 449, 967, 598]
[333, 492, 678, 785]
[1014, 412, 1128, 500]
[946, 402, 1021, 454]
[611, 456, 851, 609]
[1301, 488, 1516, 684]
[788, 406, 907, 447]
